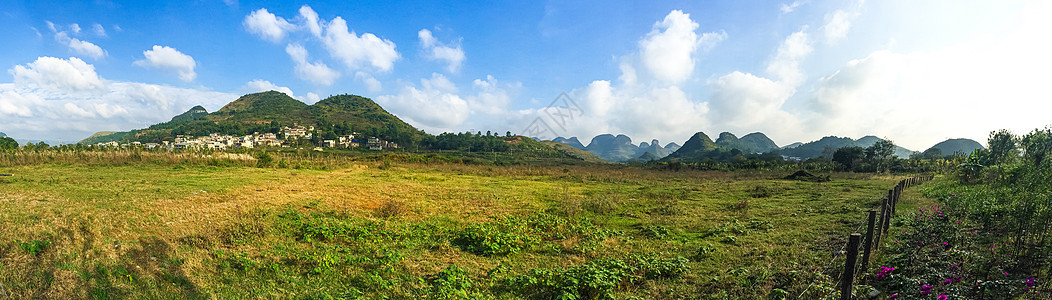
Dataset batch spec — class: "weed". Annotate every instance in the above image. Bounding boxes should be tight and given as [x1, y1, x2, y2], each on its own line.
[18, 239, 51, 256]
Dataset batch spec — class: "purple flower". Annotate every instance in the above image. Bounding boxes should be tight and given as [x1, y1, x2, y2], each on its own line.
[889, 295, 898, 299]
[938, 295, 948, 300]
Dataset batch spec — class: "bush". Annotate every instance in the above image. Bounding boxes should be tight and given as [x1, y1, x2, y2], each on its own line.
[453, 217, 537, 256]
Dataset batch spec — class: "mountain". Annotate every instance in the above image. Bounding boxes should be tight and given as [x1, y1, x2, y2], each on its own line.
[663, 131, 721, 162]
[664, 142, 681, 153]
[637, 139, 670, 158]
[0, 132, 6, 137]
[782, 142, 803, 149]
[585, 134, 640, 162]
[715, 132, 747, 152]
[79, 91, 424, 146]
[852, 136, 915, 158]
[739, 132, 779, 153]
[634, 151, 661, 162]
[781, 135, 916, 160]
[927, 138, 984, 156]
[553, 137, 586, 149]
[170, 105, 208, 123]
[780, 136, 855, 159]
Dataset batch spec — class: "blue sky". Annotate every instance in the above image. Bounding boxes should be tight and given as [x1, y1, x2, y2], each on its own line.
[1, 0, 1051, 150]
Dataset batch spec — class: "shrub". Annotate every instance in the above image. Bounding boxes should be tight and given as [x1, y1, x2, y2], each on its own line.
[453, 217, 537, 256]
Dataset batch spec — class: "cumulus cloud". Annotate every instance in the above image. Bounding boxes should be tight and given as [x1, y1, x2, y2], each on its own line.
[10, 56, 106, 91]
[418, 29, 466, 73]
[639, 10, 726, 83]
[376, 73, 469, 132]
[285, 44, 340, 86]
[320, 16, 400, 72]
[134, 45, 197, 82]
[299, 5, 322, 37]
[47, 21, 107, 60]
[1, 57, 237, 142]
[244, 8, 295, 43]
[68, 38, 106, 60]
[766, 30, 813, 86]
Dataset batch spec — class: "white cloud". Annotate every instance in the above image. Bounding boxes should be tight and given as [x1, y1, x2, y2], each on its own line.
[47, 21, 107, 60]
[418, 29, 466, 73]
[68, 38, 106, 60]
[638, 10, 725, 83]
[355, 72, 382, 93]
[781, 1, 807, 13]
[320, 16, 400, 72]
[93, 23, 106, 36]
[822, 9, 859, 44]
[134, 45, 197, 82]
[244, 8, 295, 43]
[299, 5, 322, 37]
[766, 30, 812, 86]
[1, 57, 238, 142]
[0, 90, 39, 117]
[285, 44, 340, 86]
[10, 56, 106, 91]
[376, 73, 469, 132]
[305, 92, 321, 103]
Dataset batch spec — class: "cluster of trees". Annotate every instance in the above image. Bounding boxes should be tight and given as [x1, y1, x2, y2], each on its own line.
[831, 139, 896, 172]
[0, 136, 18, 150]
[423, 131, 514, 152]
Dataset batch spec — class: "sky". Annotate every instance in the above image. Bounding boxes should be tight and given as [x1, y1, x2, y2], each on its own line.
[1, 0, 1051, 150]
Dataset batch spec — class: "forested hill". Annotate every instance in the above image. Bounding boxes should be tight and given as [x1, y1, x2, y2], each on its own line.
[79, 91, 426, 147]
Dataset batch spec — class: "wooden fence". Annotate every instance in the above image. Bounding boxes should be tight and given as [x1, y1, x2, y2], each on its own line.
[799, 174, 935, 299]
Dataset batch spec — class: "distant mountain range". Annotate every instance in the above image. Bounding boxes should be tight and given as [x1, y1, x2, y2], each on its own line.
[0, 132, 6, 137]
[551, 134, 682, 162]
[551, 131, 983, 163]
[780, 135, 917, 159]
[81, 91, 424, 146]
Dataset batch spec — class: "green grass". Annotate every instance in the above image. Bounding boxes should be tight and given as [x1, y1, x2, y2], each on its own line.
[0, 161, 908, 298]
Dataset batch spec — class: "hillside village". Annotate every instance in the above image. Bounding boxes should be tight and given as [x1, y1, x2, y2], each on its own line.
[92, 124, 398, 151]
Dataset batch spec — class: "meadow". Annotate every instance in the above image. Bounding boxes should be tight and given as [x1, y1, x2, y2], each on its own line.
[0, 152, 912, 299]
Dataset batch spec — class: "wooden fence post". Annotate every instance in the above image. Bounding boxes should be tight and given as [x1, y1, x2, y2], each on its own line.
[842, 233, 862, 300]
[879, 196, 889, 235]
[888, 189, 896, 216]
[862, 210, 876, 276]
[882, 196, 892, 234]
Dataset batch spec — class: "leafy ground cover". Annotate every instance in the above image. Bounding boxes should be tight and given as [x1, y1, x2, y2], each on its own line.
[0, 160, 902, 298]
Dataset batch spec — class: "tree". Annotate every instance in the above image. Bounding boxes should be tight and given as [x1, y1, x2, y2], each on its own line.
[921, 147, 943, 160]
[988, 129, 1018, 165]
[0, 137, 17, 150]
[833, 146, 865, 171]
[865, 139, 895, 172]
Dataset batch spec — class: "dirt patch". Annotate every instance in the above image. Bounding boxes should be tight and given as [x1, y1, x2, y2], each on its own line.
[783, 170, 830, 182]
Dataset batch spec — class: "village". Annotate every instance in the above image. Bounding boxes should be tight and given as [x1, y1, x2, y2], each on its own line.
[93, 124, 398, 151]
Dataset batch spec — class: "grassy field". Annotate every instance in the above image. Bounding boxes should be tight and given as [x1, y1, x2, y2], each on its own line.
[0, 160, 912, 299]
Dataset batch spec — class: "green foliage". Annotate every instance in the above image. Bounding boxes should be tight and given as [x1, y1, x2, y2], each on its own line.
[422, 265, 480, 299]
[832, 146, 864, 171]
[453, 216, 537, 256]
[504, 255, 689, 299]
[0, 136, 17, 149]
[18, 239, 51, 256]
[254, 151, 273, 168]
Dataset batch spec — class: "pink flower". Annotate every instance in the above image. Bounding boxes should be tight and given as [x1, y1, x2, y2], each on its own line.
[938, 295, 948, 300]
[889, 295, 898, 299]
